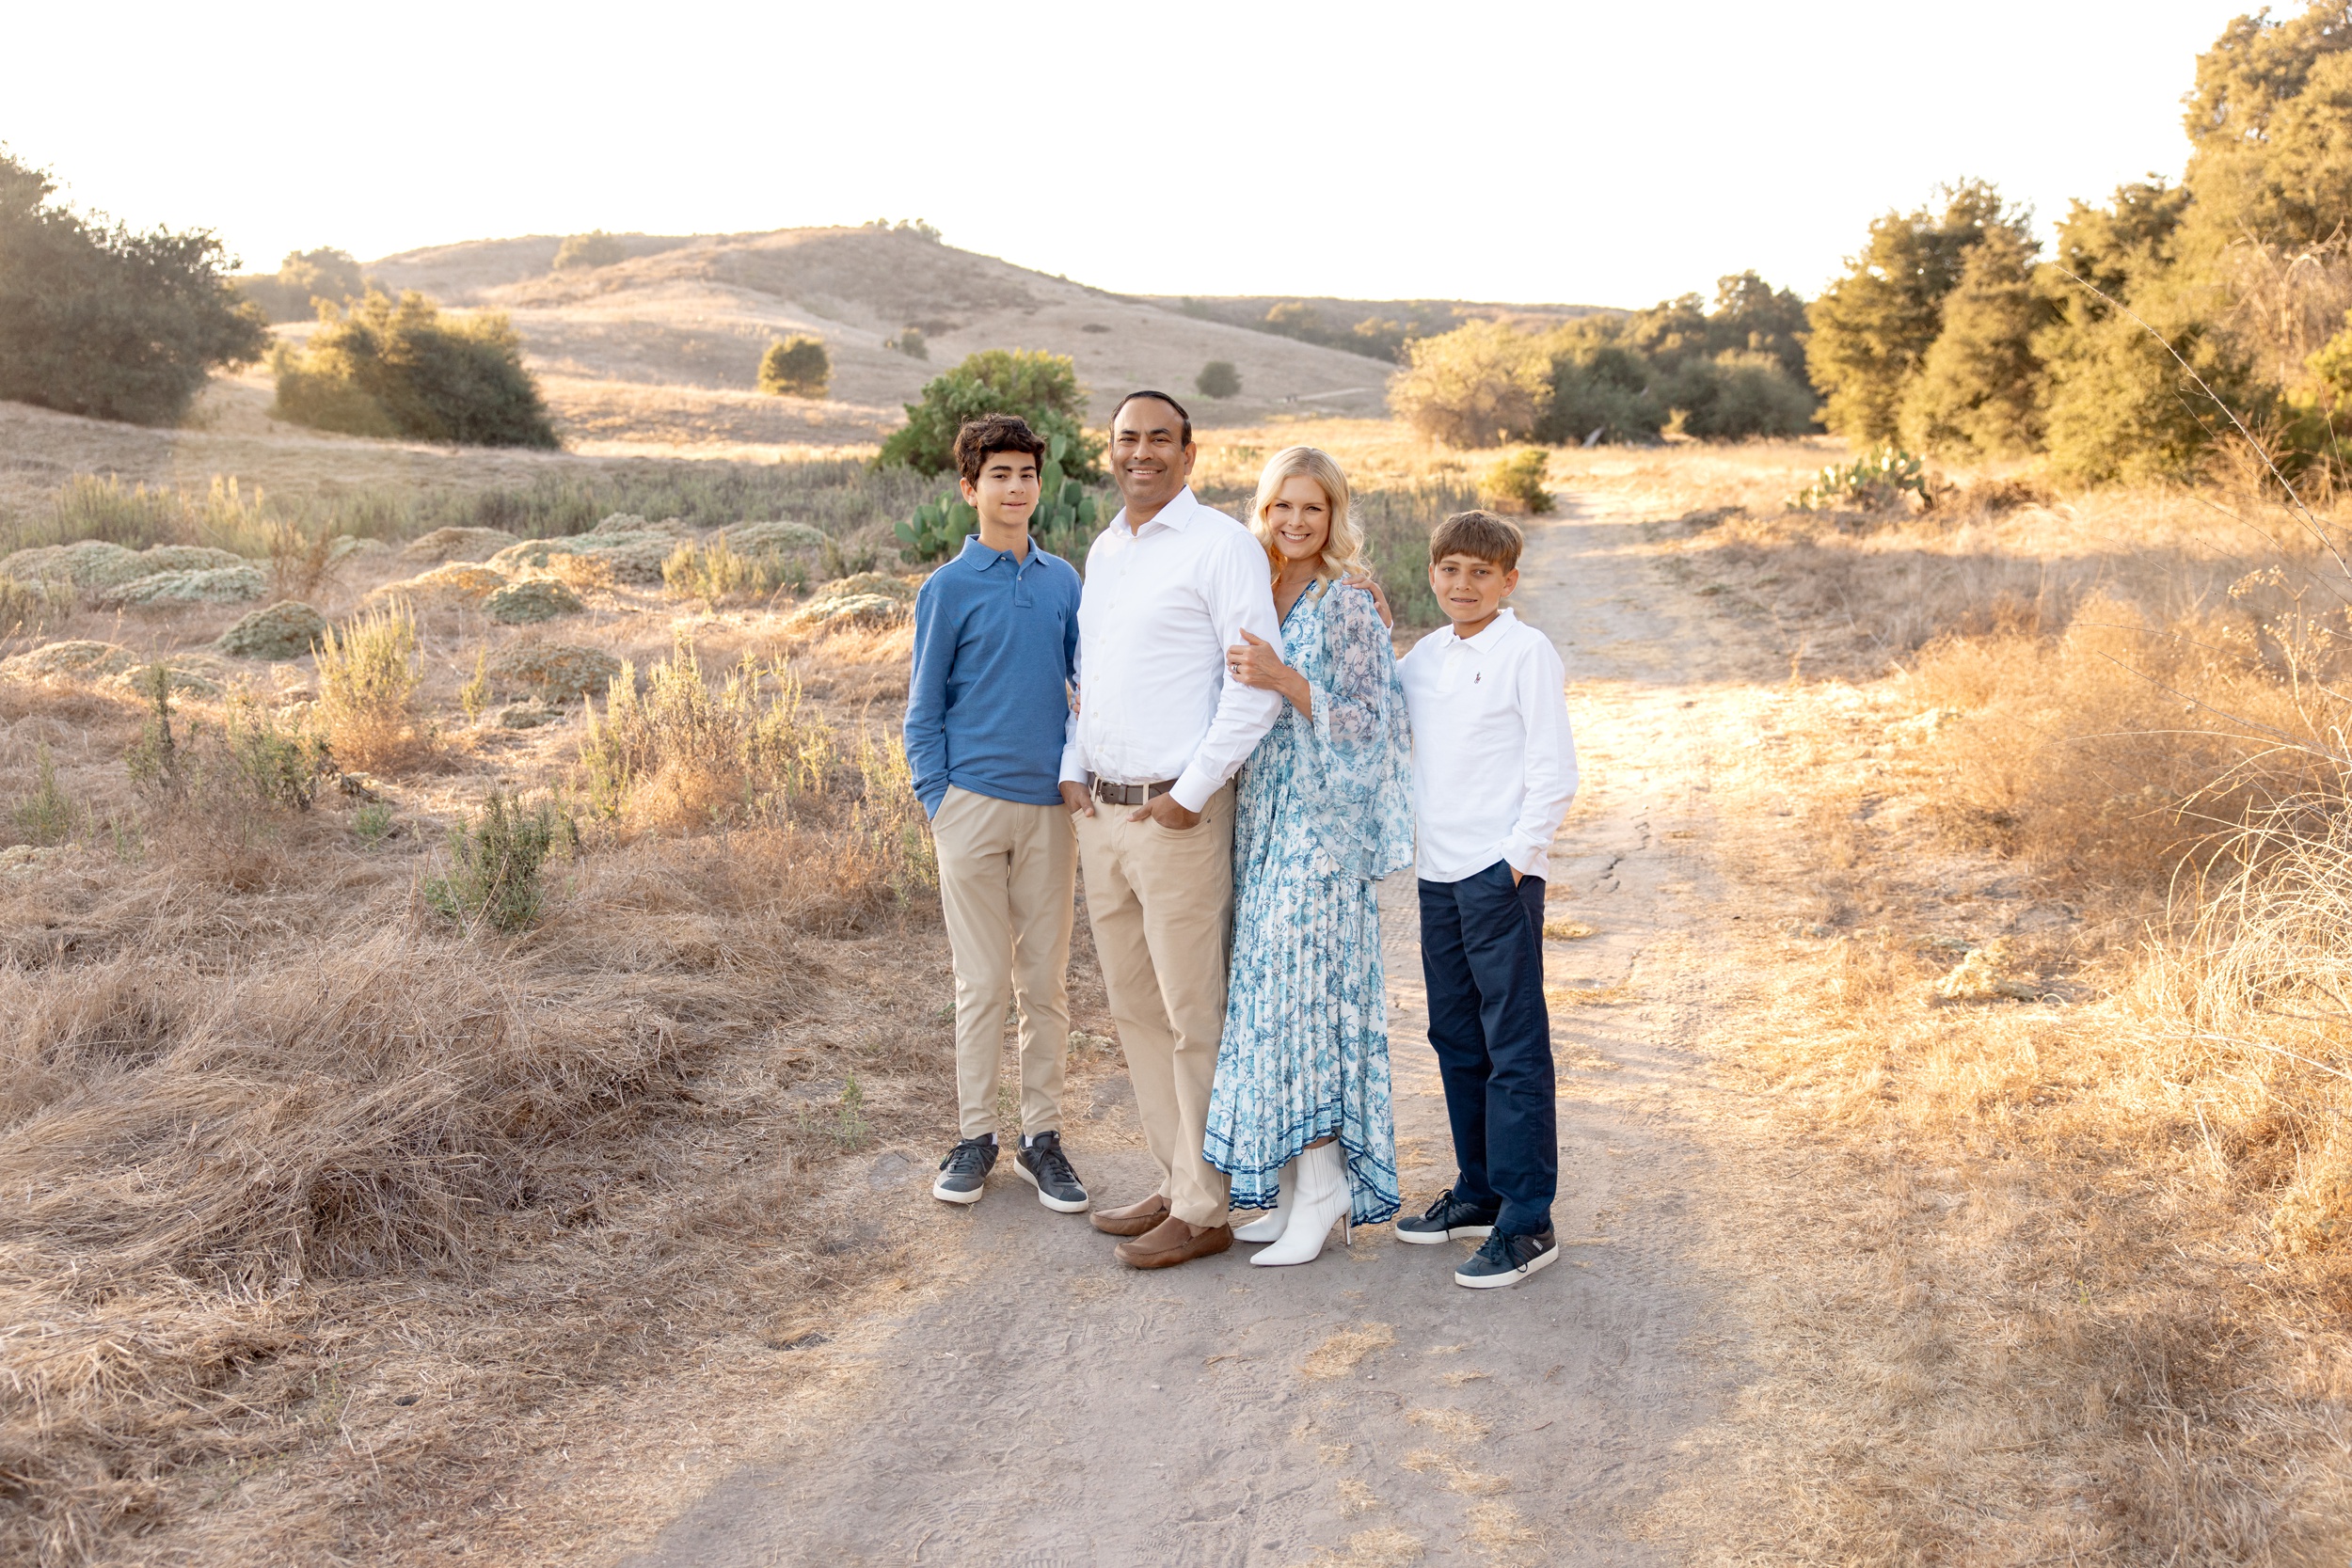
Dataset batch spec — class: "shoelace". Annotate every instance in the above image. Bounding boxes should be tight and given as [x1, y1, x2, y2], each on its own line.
[1472, 1230, 1523, 1268]
[943, 1141, 993, 1175]
[1027, 1142, 1079, 1189]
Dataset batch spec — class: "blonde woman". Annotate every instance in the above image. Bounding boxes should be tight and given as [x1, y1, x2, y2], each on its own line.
[1201, 447, 1413, 1266]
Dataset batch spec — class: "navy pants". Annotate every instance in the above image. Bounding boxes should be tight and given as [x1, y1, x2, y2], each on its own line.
[1418, 861, 1556, 1237]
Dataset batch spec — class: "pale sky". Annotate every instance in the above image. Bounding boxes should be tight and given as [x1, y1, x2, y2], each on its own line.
[9, 0, 2257, 309]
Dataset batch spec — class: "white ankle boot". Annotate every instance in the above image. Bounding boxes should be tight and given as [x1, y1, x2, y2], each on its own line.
[1253, 1143, 1350, 1267]
[1233, 1160, 1297, 1243]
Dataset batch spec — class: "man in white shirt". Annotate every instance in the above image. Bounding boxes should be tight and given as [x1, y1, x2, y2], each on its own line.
[1392, 511, 1580, 1290]
[1059, 390, 1282, 1269]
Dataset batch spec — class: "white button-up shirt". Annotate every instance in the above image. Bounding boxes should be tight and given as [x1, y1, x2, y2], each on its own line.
[1059, 487, 1283, 813]
[1396, 607, 1579, 882]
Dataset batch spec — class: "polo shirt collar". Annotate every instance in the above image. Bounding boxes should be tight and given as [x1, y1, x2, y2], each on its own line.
[958, 533, 1039, 572]
[1446, 606, 1519, 651]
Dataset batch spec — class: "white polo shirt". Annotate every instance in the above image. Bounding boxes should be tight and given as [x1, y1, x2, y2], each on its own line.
[1395, 608, 1579, 883]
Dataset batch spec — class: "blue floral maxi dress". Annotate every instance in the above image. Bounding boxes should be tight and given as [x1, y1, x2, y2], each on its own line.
[1204, 580, 1415, 1225]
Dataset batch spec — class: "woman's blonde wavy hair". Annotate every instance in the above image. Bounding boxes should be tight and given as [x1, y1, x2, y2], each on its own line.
[1248, 446, 1367, 583]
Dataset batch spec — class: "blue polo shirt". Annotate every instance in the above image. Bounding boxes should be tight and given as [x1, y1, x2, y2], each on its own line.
[905, 534, 1082, 816]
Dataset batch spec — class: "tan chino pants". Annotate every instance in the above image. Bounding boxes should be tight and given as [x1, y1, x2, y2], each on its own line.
[1073, 784, 1236, 1227]
[930, 786, 1076, 1141]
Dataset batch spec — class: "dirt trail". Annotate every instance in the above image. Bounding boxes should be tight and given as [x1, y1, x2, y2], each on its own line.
[623, 496, 1792, 1565]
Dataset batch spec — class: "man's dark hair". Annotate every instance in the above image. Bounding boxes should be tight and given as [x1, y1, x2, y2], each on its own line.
[1112, 389, 1193, 447]
[1429, 510, 1524, 570]
[953, 412, 1048, 484]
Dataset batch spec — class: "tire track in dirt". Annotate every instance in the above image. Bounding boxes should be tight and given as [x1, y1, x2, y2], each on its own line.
[619, 495, 1791, 1565]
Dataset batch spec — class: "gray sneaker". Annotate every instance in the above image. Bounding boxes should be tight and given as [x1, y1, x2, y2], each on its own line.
[1454, 1226, 1559, 1289]
[932, 1136, 996, 1204]
[1013, 1131, 1090, 1213]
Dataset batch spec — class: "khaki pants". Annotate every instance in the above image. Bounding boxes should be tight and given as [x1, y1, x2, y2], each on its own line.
[1074, 784, 1236, 1227]
[931, 786, 1076, 1141]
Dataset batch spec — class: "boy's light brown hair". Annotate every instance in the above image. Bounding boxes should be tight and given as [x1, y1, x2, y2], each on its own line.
[1429, 510, 1523, 571]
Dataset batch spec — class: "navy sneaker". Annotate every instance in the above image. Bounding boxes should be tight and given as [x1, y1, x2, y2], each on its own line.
[1012, 1131, 1090, 1213]
[1454, 1225, 1559, 1289]
[932, 1135, 997, 1204]
[1394, 1187, 1500, 1244]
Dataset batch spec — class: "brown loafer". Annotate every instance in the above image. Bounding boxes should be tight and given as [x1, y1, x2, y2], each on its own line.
[1089, 1193, 1170, 1237]
[1114, 1214, 1232, 1269]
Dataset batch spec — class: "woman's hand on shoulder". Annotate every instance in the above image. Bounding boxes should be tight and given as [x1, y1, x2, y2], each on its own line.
[1338, 574, 1393, 629]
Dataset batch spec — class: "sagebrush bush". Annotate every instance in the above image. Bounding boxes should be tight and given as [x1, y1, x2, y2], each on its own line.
[0, 576, 72, 637]
[578, 637, 833, 826]
[1196, 359, 1241, 399]
[664, 539, 803, 602]
[426, 791, 574, 931]
[10, 744, 77, 846]
[224, 702, 331, 812]
[758, 336, 830, 398]
[0, 150, 267, 425]
[315, 602, 426, 768]
[1479, 449, 1554, 515]
[272, 290, 557, 449]
[878, 349, 1100, 478]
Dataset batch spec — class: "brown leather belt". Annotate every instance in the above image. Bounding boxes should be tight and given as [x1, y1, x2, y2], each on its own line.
[1091, 777, 1176, 807]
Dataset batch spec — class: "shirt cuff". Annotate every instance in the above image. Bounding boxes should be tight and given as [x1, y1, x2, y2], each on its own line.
[1058, 746, 1087, 785]
[1502, 834, 1546, 875]
[1169, 761, 1219, 815]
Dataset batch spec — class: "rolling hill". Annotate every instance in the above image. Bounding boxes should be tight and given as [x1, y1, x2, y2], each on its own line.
[337, 227, 1401, 456]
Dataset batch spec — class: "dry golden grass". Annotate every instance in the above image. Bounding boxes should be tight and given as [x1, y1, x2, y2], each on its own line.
[0, 474, 1000, 1564]
[1596, 439, 2352, 1560]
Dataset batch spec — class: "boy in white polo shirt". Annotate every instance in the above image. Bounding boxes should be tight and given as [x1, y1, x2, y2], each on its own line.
[1393, 511, 1579, 1289]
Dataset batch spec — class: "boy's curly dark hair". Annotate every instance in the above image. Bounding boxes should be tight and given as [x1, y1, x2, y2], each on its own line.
[953, 413, 1048, 485]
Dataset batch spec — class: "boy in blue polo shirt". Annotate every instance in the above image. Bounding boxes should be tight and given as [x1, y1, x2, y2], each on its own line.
[905, 414, 1090, 1214]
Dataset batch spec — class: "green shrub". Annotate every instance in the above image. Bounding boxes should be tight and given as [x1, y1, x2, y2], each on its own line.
[271, 290, 558, 449]
[1196, 360, 1241, 400]
[663, 538, 803, 601]
[11, 744, 77, 846]
[577, 638, 834, 824]
[1390, 321, 1550, 448]
[316, 602, 425, 768]
[350, 801, 395, 847]
[552, 230, 627, 271]
[0, 576, 72, 637]
[1662, 352, 1819, 439]
[1535, 342, 1661, 446]
[759, 336, 830, 397]
[460, 650, 491, 726]
[0, 150, 268, 425]
[878, 349, 1101, 479]
[425, 791, 573, 932]
[224, 701, 331, 811]
[884, 327, 929, 360]
[1479, 449, 1554, 515]
[124, 664, 183, 799]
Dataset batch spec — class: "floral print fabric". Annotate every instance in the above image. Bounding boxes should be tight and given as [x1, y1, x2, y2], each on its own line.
[1204, 580, 1414, 1223]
